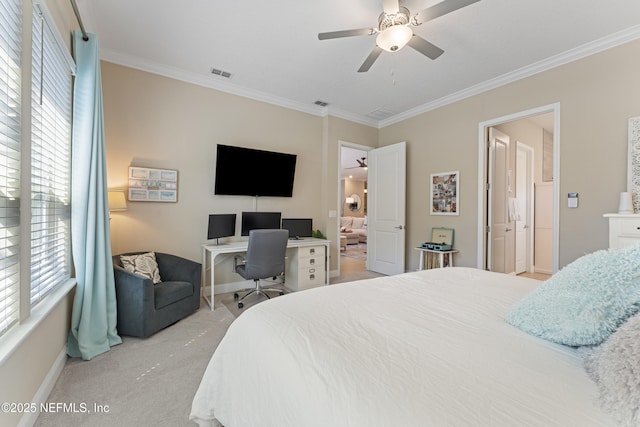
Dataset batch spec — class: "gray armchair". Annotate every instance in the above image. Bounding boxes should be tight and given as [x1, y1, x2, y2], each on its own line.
[113, 252, 201, 337]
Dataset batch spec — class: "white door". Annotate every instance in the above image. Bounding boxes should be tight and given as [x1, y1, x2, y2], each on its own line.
[487, 128, 510, 273]
[367, 142, 406, 275]
[534, 182, 554, 274]
[515, 142, 533, 274]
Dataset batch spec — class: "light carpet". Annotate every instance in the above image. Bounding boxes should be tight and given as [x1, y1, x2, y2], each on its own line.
[34, 303, 235, 427]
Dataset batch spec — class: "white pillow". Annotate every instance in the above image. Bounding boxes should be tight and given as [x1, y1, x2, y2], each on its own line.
[340, 217, 353, 228]
[351, 217, 365, 229]
[120, 252, 162, 284]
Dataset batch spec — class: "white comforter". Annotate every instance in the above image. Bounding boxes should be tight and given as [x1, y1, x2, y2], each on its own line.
[190, 267, 614, 426]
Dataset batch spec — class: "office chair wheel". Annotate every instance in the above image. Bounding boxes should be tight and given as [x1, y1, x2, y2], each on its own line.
[238, 302, 244, 309]
[233, 293, 239, 301]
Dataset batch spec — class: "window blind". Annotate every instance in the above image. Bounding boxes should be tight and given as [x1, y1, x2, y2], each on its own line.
[30, 7, 72, 306]
[0, 0, 22, 335]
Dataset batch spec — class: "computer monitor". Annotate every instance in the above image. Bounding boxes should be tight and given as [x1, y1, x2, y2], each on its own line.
[281, 218, 313, 239]
[207, 214, 236, 244]
[241, 212, 282, 236]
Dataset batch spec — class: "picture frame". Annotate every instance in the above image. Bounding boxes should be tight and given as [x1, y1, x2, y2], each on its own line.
[430, 171, 459, 215]
[128, 166, 178, 202]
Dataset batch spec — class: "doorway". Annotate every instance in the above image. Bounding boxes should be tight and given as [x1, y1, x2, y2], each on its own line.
[477, 104, 560, 275]
[337, 141, 407, 279]
[339, 144, 370, 278]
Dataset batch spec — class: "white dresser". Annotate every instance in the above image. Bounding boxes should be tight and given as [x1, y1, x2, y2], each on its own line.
[287, 245, 326, 291]
[603, 213, 640, 248]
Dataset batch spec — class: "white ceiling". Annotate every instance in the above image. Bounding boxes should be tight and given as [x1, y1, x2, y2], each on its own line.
[76, 0, 640, 127]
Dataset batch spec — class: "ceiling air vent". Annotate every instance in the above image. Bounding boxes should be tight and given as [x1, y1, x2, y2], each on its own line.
[366, 108, 395, 121]
[314, 100, 329, 107]
[211, 67, 232, 78]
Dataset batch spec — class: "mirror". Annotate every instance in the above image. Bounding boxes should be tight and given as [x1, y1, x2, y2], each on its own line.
[348, 194, 361, 212]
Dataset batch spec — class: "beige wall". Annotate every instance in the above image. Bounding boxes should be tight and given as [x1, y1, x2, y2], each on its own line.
[105, 38, 640, 275]
[380, 39, 640, 269]
[102, 63, 378, 275]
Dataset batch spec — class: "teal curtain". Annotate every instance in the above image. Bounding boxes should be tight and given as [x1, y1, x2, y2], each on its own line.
[67, 31, 122, 360]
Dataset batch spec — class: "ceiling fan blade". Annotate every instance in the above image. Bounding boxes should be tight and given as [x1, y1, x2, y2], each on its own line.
[318, 28, 375, 40]
[407, 35, 444, 60]
[381, 0, 400, 14]
[414, 0, 481, 25]
[357, 46, 383, 73]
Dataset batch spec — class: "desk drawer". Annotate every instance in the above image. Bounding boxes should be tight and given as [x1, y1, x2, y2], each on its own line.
[620, 219, 640, 236]
[298, 267, 325, 289]
[299, 246, 324, 258]
[298, 256, 325, 269]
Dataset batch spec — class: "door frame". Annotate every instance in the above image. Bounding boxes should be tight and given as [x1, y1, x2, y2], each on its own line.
[515, 141, 535, 273]
[476, 103, 561, 273]
[337, 141, 372, 274]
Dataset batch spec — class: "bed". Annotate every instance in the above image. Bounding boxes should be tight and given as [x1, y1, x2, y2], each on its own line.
[190, 262, 640, 427]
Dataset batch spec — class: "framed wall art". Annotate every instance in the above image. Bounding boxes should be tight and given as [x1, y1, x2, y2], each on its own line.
[430, 171, 459, 215]
[128, 166, 178, 202]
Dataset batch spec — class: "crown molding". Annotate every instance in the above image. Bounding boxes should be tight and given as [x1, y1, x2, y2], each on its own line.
[100, 49, 331, 118]
[379, 24, 640, 128]
[100, 24, 640, 130]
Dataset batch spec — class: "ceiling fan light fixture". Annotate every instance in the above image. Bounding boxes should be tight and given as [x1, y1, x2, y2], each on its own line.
[376, 25, 412, 52]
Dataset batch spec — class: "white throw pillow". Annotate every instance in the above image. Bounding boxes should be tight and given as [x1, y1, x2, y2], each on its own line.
[340, 217, 353, 228]
[120, 252, 162, 284]
[351, 217, 365, 229]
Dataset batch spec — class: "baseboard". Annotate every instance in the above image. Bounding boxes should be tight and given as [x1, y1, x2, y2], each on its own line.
[534, 267, 553, 275]
[18, 347, 68, 427]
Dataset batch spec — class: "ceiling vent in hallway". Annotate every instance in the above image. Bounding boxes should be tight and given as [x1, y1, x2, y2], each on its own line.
[211, 67, 232, 78]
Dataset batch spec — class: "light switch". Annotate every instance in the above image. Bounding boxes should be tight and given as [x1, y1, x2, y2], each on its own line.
[568, 193, 578, 208]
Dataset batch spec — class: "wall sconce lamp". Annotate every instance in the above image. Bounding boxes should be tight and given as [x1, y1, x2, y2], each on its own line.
[108, 190, 127, 212]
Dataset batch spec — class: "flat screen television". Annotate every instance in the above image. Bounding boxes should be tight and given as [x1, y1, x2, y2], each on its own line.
[207, 213, 236, 244]
[241, 212, 282, 236]
[281, 218, 313, 239]
[214, 144, 297, 197]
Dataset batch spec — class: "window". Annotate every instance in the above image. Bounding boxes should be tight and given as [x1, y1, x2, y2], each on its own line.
[0, 1, 73, 338]
[0, 0, 22, 336]
[30, 4, 72, 306]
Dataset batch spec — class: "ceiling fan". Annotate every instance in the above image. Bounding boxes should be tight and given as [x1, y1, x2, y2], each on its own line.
[346, 157, 368, 169]
[318, 0, 481, 72]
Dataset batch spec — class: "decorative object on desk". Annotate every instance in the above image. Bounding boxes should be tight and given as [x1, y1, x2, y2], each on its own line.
[107, 190, 127, 212]
[128, 166, 178, 202]
[312, 229, 326, 239]
[628, 116, 640, 213]
[619, 192, 634, 214]
[430, 171, 459, 215]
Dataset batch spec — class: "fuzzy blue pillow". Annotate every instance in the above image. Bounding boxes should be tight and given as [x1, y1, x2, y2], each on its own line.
[505, 243, 640, 346]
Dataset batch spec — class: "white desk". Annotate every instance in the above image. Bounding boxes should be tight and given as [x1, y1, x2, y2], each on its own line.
[415, 247, 458, 270]
[202, 238, 330, 310]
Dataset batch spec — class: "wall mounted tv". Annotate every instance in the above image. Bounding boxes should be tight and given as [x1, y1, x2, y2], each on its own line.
[214, 144, 297, 197]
